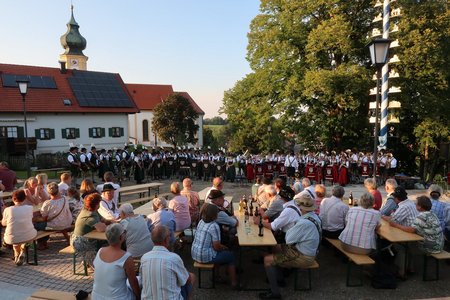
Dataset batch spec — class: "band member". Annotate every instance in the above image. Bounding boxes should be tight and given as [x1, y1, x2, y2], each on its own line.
[67, 147, 81, 187]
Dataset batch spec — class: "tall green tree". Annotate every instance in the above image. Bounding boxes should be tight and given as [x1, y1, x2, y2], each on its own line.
[395, 0, 450, 180]
[151, 93, 199, 148]
[224, 0, 375, 151]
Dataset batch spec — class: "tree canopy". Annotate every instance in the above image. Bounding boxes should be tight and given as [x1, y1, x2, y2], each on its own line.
[151, 93, 199, 148]
[221, 0, 449, 178]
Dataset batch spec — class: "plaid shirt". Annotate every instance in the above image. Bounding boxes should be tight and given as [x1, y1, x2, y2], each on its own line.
[191, 220, 220, 263]
[391, 199, 418, 227]
[339, 207, 381, 250]
[431, 199, 448, 230]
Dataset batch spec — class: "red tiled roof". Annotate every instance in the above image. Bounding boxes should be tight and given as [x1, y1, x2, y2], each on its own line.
[176, 91, 205, 115]
[0, 63, 139, 113]
[126, 84, 174, 110]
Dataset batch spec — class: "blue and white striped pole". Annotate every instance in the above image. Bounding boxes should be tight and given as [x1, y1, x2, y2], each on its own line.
[379, 0, 390, 150]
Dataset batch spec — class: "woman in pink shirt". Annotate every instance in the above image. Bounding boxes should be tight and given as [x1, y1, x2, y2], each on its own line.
[364, 178, 382, 210]
[168, 182, 191, 232]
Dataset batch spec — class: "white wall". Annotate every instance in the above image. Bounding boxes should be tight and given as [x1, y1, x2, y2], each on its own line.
[0, 113, 130, 154]
[129, 110, 204, 148]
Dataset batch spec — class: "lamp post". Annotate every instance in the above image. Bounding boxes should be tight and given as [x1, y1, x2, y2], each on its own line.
[17, 79, 31, 177]
[368, 38, 391, 182]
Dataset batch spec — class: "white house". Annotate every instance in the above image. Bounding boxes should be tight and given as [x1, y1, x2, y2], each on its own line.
[126, 83, 204, 148]
[0, 63, 139, 154]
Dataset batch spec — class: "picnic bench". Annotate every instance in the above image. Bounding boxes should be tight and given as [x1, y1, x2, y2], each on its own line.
[118, 182, 163, 203]
[25, 231, 57, 265]
[59, 245, 88, 276]
[325, 238, 375, 287]
[423, 250, 450, 281]
[27, 288, 90, 300]
[32, 168, 67, 178]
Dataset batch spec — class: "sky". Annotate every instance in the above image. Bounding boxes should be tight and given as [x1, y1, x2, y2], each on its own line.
[0, 0, 261, 118]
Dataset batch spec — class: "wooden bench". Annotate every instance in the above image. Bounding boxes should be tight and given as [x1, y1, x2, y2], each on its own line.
[423, 250, 450, 281]
[25, 231, 57, 265]
[294, 260, 319, 291]
[194, 261, 215, 289]
[32, 168, 67, 178]
[59, 245, 88, 276]
[27, 288, 90, 300]
[325, 238, 375, 286]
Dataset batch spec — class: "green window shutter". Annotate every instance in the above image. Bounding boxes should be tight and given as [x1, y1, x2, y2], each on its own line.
[101, 128, 106, 137]
[88, 128, 93, 138]
[50, 129, 55, 139]
[108, 128, 113, 137]
[75, 128, 80, 138]
[35, 129, 41, 139]
[62, 129, 67, 138]
[120, 127, 124, 137]
[17, 127, 24, 138]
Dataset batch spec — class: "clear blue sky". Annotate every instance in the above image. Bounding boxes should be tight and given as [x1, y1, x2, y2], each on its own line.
[0, 0, 260, 118]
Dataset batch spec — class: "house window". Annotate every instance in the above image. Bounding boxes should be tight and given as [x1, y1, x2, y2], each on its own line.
[143, 120, 149, 141]
[0, 126, 18, 138]
[109, 127, 124, 138]
[89, 127, 105, 138]
[62, 128, 80, 139]
[35, 128, 54, 140]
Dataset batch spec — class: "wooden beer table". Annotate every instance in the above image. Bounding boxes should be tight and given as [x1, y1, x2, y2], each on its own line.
[235, 209, 276, 290]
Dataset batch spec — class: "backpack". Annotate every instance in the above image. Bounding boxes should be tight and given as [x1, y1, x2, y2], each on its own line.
[371, 244, 398, 289]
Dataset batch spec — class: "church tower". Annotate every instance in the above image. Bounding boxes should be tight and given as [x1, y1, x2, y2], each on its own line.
[59, 5, 88, 70]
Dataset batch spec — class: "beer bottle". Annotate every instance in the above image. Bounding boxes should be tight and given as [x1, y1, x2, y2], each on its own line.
[254, 206, 260, 217]
[348, 192, 354, 206]
[249, 199, 254, 216]
[244, 207, 249, 224]
[258, 216, 264, 237]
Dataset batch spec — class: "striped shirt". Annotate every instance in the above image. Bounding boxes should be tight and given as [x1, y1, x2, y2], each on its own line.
[191, 220, 220, 263]
[380, 193, 398, 216]
[339, 207, 381, 250]
[140, 246, 189, 300]
[431, 199, 448, 230]
[391, 199, 418, 227]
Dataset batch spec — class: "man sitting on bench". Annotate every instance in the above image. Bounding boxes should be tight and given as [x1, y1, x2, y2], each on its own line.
[259, 194, 321, 300]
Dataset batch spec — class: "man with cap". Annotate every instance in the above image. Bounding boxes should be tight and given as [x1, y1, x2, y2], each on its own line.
[382, 186, 418, 227]
[67, 146, 80, 187]
[208, 189, 239, 246]
[96, 171, 121, 209]
[259, 193, 321, 299]
[98, 184, 120, 221]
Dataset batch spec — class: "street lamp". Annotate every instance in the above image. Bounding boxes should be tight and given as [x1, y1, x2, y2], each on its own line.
[368, 38, 391, 182]
[17, 79, 31, 177]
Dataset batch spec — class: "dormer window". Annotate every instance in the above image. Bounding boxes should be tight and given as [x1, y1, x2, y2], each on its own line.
[63, 99, 72, 106]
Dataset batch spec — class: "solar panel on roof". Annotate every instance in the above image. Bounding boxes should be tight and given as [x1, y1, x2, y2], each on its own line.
[1, 74, 56, 89]
[68, 70, 133, 108]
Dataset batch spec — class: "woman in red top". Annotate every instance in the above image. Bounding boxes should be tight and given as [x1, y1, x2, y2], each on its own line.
[364, 178, 382, 210]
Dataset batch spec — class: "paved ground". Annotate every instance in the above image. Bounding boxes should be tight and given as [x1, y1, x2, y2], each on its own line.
[1, 176, 449, 299]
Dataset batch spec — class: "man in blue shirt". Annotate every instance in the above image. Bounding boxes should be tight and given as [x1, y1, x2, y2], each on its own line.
[259, 194, 321, 300]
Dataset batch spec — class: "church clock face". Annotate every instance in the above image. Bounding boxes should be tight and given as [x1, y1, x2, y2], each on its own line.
[70, 59, 79, 68]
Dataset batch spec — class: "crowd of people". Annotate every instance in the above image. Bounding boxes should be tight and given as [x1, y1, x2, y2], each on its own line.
[0, 154, 449, 299]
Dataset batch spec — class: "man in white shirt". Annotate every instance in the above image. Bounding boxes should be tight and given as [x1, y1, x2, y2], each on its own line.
[319, 185, 349, 239]
[58, 172, 72, 196]
[140, 225, 195, 300]
[96, 171, 120, 209]
[98, 184, 120, 221]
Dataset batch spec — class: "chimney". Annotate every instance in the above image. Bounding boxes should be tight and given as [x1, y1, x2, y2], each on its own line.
[59, 60, 67, 74]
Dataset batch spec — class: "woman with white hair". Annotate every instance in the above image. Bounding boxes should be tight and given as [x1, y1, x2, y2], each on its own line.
[339, 192, 381, 254]
[92, 223, 141, 300]
[148, 197, 176, 245]
[364, 178, 382, 210]
[119, 203, 153, 258]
